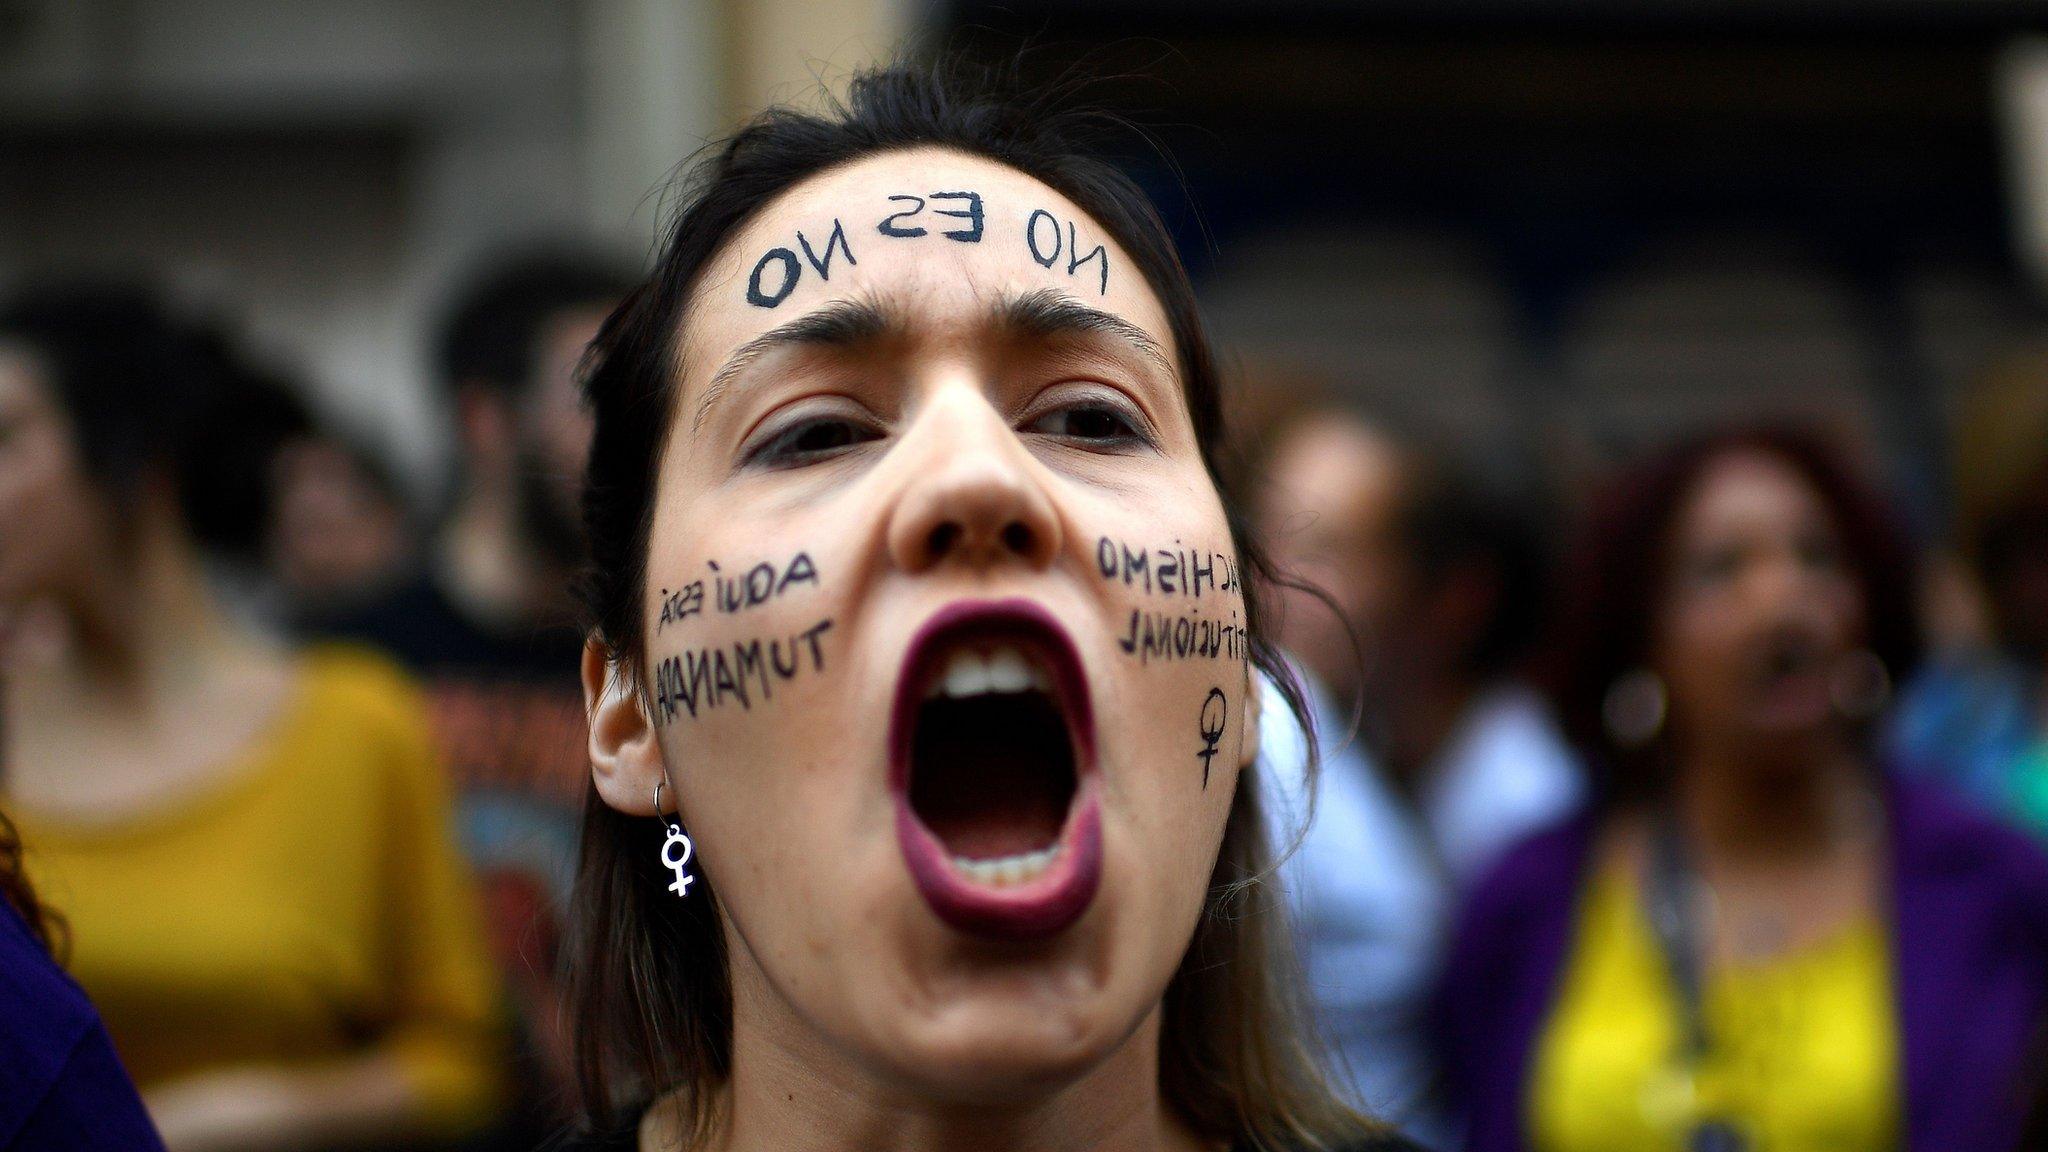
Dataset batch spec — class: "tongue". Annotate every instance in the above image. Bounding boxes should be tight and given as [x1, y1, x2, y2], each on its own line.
[910, 694, 1075, 860]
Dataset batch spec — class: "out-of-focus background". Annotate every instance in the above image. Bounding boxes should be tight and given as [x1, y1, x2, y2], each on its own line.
[4, 2, 2048, 1150]
[7, 0, 2046, 514]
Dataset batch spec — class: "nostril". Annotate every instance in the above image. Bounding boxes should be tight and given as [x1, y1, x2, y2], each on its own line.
[926, 522, 961, 559]
[1002, 522, 1035, 556]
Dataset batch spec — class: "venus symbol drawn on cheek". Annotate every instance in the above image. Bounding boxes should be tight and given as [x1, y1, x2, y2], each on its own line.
[1197, 687, 1227, 789]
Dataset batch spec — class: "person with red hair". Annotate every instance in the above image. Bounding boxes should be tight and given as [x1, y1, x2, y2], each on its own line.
[1437, 426, 2048, 1152]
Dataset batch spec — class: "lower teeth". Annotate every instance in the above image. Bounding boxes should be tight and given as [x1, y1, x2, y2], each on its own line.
[952, 843, 1062, 887]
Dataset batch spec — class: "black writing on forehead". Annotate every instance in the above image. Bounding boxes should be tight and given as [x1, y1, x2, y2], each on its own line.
[748, 220, 858, 308]
[877, 192, 984, 241]
[744, 189, 1109, 309]
[1024, 208, 1108, 297]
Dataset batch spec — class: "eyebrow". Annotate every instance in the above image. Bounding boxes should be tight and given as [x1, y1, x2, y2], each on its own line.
[694, 295, 899, 433]
[691, 287, 1172, 433]
[994, 287, 1174, 377]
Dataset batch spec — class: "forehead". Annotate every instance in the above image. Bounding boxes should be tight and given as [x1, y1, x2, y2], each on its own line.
[678, 147, 1175, 385]
[1680, 450, 1830, 535]
[1270, 419, 1402, 508]
[0, 346, 48, 411]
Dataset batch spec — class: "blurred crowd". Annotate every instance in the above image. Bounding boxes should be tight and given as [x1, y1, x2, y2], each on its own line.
[1, 240, 2045, 1150]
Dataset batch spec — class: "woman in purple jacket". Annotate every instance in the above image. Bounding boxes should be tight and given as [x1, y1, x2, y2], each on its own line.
[0, 809, 164, 1149]
[1436, 426, 2048, 1152]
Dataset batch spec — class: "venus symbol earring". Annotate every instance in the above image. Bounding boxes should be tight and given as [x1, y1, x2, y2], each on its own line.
[653, 779, 695, 898]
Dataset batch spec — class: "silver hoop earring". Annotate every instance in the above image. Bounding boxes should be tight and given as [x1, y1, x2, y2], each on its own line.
[1603, 668, 1668, 749]
[653, 779, 695, 899]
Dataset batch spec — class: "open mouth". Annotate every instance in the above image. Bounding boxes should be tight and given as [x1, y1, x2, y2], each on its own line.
[1755, 630, 1826, 686]
[890, 598, 1101, 941]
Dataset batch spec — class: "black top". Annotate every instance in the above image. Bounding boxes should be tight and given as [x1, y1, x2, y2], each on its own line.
[297, 568, 590, 801]
[301, 569, 582, 682]
[549, 1112, 1423, 1152]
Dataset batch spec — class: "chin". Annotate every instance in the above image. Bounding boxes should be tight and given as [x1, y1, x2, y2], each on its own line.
[878, 998, 1133, 1103]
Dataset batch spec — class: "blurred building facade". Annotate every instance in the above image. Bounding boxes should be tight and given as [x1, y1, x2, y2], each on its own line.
[0, 0, 910, 500]
[946, 0, 2048, 548]
[7, 0, 2045, 535]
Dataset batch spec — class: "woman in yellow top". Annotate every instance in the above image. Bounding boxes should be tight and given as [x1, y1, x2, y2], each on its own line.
[0, 285, 505, 1149]
[1436, 427, 2048, 1152]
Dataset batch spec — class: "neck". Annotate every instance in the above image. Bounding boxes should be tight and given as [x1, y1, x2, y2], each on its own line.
[692, 964, 1199, 1152]
[1670, 734, 1872, 865]
[50, 513, 243, 692]
[438, 486, 570, 627]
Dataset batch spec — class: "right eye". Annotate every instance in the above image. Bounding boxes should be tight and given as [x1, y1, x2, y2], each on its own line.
[744, 415, 881, 468]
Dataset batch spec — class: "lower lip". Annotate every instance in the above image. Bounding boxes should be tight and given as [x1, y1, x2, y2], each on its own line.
[894, 785, 1103, 941]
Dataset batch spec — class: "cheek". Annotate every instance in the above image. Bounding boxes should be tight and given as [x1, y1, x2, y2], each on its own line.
[638, 542, 854, 888]
[0, 445, 97, 596]
[1655, 601, 1742, 700]
[1821, 581, 1867, 647]
[1085, 527, 1250, 896]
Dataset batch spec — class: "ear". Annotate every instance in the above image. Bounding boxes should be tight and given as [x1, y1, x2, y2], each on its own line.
[1237, 663, 1262, 772]
[583, 636, 665, 816]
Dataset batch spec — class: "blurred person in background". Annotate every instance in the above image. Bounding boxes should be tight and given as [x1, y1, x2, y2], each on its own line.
[268, 430, 413, 618]
[0, 803, 165, 1148]
[1256, 407, 1582, 889]
[308, 251, 634, 1133]
[0, 285, 506, 1150]
[1247, 406, 1451, 1144]
[1437, 426, 2048, 1152]
[171, 335, 320, 628]
[1889, 366, 2048, 836]
[1246, 405, 1584, 1142]
[314, 252, 633, 675]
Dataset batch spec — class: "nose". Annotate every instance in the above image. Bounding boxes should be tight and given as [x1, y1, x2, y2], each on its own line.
[885, 384, 1063, 575]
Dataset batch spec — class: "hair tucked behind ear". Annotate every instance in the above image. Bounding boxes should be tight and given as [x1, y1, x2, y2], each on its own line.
[567, 53, 1373, 1150]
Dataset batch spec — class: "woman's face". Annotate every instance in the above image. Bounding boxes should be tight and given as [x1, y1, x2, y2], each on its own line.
[597, 148, 1254, 1095]
[0, 349, 104, 613]
[1652, 449, 1866, 762]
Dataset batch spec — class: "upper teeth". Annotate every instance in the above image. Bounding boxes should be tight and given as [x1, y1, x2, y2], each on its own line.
[926, 644, 1054, 700]
[952, 844, 1062, 887]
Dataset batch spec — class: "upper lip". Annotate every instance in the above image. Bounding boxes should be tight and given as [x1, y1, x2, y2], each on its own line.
[887, 597, 1096, 790]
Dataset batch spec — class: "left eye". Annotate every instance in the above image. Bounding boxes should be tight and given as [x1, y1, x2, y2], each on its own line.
[1026, 403, 1142, 444]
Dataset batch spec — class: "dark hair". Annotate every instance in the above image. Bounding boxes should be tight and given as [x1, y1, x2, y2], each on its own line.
[0, 809, 62, 958]
[179, 337, 316, 565]
[0, 284, 287, 556]
[569, 57, 1362, 1149]
[435, 253, 637, 400]
[1396, 454, 1549, 680]
[1543, 425, 1922, 805]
